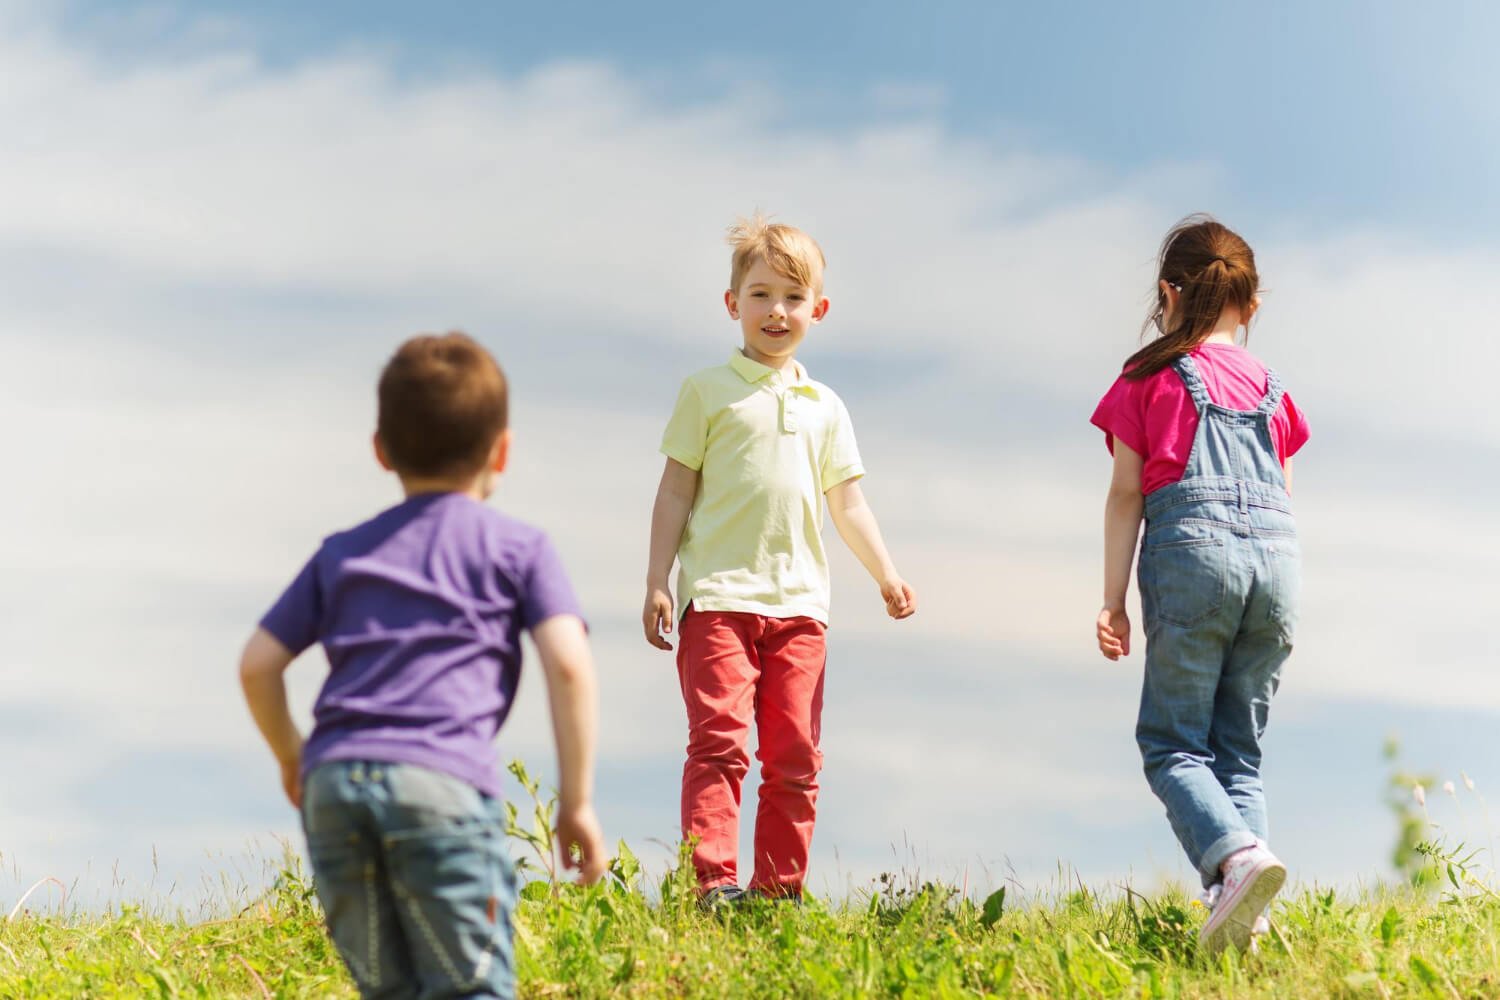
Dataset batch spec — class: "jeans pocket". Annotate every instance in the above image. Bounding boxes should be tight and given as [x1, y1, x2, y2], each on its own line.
[1141, 537, 1226, 628]
[385, 823, 515, 995]
[1265, 539, 1302, 644]
[305, 830, 394, 992]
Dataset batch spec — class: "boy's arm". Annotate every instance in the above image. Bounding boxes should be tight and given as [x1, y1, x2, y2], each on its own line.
[1098, 438, 1145, 661]
[531, 613, 607, 884]
[642, 458, 700, 649]
[825, 478, 916, 620]
[238, 628, 305, 808]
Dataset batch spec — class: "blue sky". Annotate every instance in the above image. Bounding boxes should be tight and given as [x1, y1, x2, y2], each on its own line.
[61, 0, 1500, 238]
[2, 0, 1496, 916]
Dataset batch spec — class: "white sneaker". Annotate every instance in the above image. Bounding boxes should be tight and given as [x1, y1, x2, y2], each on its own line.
[1199, 846, 1286, 955]
[1201, 884, 1271, 937]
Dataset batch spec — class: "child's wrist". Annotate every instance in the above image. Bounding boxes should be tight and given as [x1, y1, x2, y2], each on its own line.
[557, 794, 592, 815]
[1102, 599, 1126, 612]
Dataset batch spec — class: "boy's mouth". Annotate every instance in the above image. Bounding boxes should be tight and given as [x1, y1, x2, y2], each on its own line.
[761, 326, 789, 337]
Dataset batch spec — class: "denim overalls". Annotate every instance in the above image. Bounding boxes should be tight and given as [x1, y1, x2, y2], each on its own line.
[1136, 354, 1300, 888]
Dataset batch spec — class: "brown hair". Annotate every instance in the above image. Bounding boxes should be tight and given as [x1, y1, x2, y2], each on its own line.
[1124, 214, 1259, 380]
[377, 331, 508, 477]
[727, 213, 826, 294]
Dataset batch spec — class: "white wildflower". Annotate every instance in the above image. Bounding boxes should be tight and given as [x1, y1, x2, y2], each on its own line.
[1444, 780, 1456, 796]
[1413, 784, 1426, 807]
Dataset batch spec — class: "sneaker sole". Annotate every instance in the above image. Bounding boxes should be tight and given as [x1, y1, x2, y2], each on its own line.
[1199, 861, 1286, 956]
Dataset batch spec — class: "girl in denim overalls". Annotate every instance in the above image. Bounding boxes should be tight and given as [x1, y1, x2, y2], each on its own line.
[1090, 216, 1310, 955]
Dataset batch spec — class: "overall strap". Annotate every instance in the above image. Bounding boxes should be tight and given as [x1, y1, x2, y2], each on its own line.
[1257, 367, 1286, 415]
[1171, 354, 1212, 408]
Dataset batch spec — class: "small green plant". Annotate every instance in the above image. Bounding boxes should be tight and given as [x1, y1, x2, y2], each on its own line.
[1385, 735, 1441, 887]
[1125, 888, 1196, 963]
[1413, 838, 1499, 904]
[502, 757, 561, 890]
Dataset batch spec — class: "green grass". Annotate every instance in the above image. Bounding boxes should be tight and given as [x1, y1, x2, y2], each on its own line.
[6, 852, 1500, 999]
[5, 763, 1491, 997]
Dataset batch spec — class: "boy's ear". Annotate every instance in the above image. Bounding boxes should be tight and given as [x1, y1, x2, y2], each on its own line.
[373, 432, 393, 471]
[724, 289, 740, 319]
[812, 296, 830, 322]
[489, 429, 513, 474]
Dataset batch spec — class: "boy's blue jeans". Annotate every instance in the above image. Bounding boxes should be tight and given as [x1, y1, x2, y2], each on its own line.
[1136, 511, 1299, 888]
[302, 760, 518, 1000]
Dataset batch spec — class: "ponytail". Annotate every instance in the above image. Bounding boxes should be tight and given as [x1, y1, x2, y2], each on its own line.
[1124, 216, 1259, 380]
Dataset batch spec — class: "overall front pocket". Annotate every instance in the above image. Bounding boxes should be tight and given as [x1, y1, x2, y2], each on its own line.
[1141, 537, 1227, 628]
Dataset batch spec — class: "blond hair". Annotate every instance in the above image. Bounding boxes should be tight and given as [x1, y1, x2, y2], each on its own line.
[726, 213, 826, 294]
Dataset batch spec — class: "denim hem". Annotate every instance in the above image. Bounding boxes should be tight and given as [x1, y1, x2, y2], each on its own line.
[1198, 831, 1257, 888]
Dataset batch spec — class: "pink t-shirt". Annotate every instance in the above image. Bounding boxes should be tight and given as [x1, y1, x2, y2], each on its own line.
[1090, 342, 1310, 495]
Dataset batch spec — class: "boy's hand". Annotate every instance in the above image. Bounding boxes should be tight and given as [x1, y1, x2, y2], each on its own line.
[881, 576, 916, 620]
[556, 803, 607, 885]
[1097, 606, 1131, 660]
[279, 752, 303, 809]
[240, 628, 306, 809]
[642, 585, 675, 650]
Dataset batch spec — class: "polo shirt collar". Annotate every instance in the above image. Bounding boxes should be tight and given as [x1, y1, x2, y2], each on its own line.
[728, 350, 818, 394]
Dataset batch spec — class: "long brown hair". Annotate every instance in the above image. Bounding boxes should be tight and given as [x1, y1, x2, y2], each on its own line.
[1124, 214, 1259, 380]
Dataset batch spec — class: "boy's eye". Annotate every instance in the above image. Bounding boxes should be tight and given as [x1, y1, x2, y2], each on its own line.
[789, 294, 805, 301]
[752, 291, 768, 298]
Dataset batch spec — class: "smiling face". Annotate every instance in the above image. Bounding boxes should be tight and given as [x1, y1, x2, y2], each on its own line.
[725, 256, 829, 369]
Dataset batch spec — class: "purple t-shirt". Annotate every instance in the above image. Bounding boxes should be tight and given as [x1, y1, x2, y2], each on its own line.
[260, 492, 582, 798]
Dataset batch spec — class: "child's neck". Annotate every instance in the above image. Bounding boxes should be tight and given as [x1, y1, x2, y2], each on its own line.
[741, 345, 798, 372]
[1198, 305, 1246, 346]
[398, 472, 491, 501]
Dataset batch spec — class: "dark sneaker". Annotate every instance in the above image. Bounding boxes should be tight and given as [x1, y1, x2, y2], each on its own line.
[698, 884, 746, 910]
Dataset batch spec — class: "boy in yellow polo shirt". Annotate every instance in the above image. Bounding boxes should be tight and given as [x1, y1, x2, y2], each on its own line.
[642, 215, 917, 903]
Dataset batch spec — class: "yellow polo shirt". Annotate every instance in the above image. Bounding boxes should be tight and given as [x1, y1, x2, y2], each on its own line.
[661, 350, 865, 625]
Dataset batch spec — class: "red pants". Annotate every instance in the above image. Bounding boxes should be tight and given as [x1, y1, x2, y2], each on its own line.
[677, 609, 827, 895]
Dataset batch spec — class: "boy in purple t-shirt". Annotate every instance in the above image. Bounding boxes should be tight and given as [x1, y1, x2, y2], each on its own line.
[240, 332, 605, 999]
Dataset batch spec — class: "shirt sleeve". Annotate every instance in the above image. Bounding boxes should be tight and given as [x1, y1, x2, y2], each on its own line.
[258, 554, 324, 655]
[659, 377, 708, 471]
[1140, 373, 1196, 464]
[1281, 392, 1311, 459]
[1090, 375, 1148, 457]
[820, 394, 866, 492]
[521, 532, 586, 631]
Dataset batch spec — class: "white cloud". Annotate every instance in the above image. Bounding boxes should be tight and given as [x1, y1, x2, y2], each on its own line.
[0, 6, 1494, 906]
